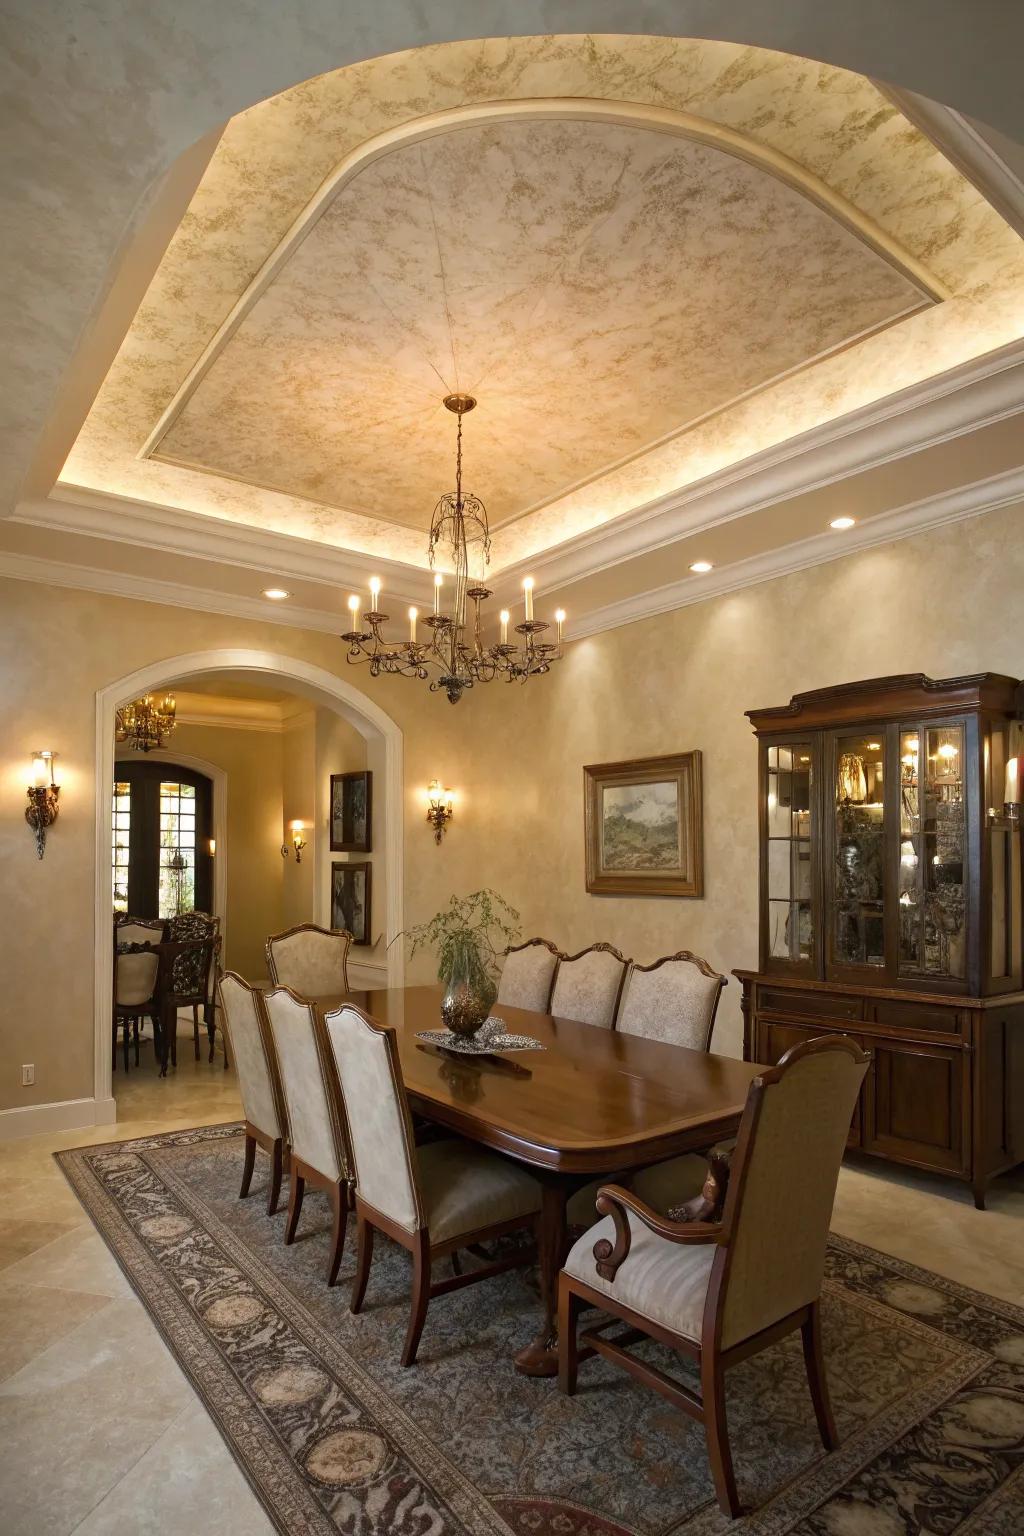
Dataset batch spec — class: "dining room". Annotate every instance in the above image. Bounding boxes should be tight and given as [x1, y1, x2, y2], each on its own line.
[3, 11, 1024, 1536]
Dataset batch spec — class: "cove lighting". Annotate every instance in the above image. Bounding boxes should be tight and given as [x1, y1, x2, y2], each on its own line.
[829, 517, 856, 530]
[262, 587, 290, 600]
[689, 560, 714, 574]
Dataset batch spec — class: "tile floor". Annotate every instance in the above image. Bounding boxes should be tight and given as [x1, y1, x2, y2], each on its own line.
[0, 1028, 1021, 1535]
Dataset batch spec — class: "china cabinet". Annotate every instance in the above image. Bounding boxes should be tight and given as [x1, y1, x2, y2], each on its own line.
[736, 673, 1024, 1207]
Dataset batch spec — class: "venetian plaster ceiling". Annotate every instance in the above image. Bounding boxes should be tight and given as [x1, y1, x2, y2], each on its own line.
[52, 34, 1024, 583]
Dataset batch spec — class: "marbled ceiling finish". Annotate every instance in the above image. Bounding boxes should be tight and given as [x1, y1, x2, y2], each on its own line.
[155, 118, 926, 529]
[59, 34, 1024, 566]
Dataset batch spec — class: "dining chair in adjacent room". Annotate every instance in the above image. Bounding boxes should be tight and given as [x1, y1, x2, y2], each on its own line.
[559, 1035, 870, 1519]
[548, 942, 629, 1029]
[167, 910, 222, 1061]
[496, 938, 562, 1013]
[217, 971, 288, 1215]
[616, 950, 729, 1215]
[153, 936, 217, 1076]
[266, 922, 352, 997]
[324, 1003, 541, 1366]
[112, 922, 163, 1071]
[264, 986, 353, 1285]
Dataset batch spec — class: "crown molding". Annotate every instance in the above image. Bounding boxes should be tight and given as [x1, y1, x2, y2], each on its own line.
[567, 464, 1024, 641]
[489, 337, 1024, 597]
[2, 467, 1021, 650]
[176, 710, 284, 733]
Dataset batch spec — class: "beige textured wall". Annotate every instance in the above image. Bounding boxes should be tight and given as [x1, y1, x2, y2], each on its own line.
[313, 709, 388, 968]
[152, 721, 285, 981]
[281, 711, 317, 929]
[1, 503, 1022, 1113]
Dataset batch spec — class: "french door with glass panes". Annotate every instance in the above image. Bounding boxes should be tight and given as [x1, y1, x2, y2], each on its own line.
[112, 761, 213, 919]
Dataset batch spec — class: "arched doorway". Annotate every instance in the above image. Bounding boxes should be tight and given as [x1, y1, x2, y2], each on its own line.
[95, 648, 404, 1115]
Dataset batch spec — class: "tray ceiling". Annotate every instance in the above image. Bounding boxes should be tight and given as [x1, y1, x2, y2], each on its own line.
[59, 33, 1024, 574]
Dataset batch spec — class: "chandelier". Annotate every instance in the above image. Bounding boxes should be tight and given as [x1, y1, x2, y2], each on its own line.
[341, 394, 564, 704]
[115, 691, 177, 752]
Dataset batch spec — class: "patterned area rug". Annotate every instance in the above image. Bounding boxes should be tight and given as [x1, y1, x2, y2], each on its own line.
[57, 1125, 1024, 1534]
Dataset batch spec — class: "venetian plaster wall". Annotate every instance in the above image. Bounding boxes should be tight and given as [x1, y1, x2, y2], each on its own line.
[314, 711, 390, 978]
[146, 720, 286, 982]
[1, 502, 1023, 1117]
[281, 711, 317, 931]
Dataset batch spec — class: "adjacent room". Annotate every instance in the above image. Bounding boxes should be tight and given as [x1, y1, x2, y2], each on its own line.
[2, 9, 1023, 1534]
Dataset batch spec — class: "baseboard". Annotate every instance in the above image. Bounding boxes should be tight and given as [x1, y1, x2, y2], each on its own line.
[0, 1096, 118, 1142]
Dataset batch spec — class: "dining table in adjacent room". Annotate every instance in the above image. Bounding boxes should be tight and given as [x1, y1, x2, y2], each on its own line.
[308, 984, 765, 1376]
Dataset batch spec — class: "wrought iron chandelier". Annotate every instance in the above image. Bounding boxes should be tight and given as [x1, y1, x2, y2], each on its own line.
[115, 691, 177, 752]
[341, 394, 564, 704]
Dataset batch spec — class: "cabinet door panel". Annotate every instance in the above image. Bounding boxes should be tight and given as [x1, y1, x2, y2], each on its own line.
[759, 1019, 862, 1147]
[864, 1039, 967, 1172]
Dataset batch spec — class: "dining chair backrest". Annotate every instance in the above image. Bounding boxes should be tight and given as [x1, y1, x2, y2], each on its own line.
[160, 936, 216, 1003]
[264, 987, 348, 1181]
[549, 943, 629, 1029]
[115, 946, 159, 1007]
[218, 971, 284, 1142]
[114, 916, 165, 948]
[717, 1036, 869, 1351]
[167, 911, 220, 997]
[266, 923, 351, 996]
[615, 951, 727, 1051]
[324, 1005, 422, 1234]
[497, 938, 562, 1013]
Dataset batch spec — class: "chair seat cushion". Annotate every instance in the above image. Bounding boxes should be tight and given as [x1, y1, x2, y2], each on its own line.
[563, 1212, 716, 1342]
[630, 1154, 709, 1215]
[417, 1139, 540, 1245]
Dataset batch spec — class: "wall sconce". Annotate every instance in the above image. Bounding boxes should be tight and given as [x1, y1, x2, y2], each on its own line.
[281, 820, 307, 863]
[426, 779, 455, 843]
[26, 751, 60, 859]
[207, 837, 217, 857]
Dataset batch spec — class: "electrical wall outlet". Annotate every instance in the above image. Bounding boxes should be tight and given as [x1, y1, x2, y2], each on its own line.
[21, 1064, 34, 1086]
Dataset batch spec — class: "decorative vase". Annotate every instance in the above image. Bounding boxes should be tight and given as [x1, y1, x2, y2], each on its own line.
[440, 938, 496, 1038]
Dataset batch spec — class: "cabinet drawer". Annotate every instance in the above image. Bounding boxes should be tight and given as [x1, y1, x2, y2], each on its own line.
[758, 988, 862, 1021]
[867, 999, 968, 1037]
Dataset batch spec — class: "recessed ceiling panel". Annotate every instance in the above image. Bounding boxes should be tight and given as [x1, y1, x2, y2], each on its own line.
[153, 116, 927, 530]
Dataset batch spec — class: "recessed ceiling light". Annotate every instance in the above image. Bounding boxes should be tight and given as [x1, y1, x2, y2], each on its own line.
[829, 516, 856, 530]
[262, 587, 290, 600]
[689, 560, 714, 574]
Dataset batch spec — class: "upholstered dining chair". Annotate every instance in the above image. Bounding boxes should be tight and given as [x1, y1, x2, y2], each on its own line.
[217, 971, 288, 1215]
[615, 951, 729, 1214]
[167, 911, 221, 1061]
[324, 1003, 542, 1366]
[264, 985, 353, 1285]
[548, 942, 629, 1029]
[266, 922, 352, 997]
[496, 938, 562, 1013]
[112, 919, 163, 1071]
[559, 1035, 870, 1519]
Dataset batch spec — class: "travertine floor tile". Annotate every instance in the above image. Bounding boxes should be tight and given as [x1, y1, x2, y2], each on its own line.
[0, 1278, 111, 1382]
[1, 1225, 132, 1299]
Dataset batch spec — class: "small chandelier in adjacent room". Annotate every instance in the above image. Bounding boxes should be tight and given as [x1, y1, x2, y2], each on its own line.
[341, 394, 565, 703]
[115, 691, 177, 752]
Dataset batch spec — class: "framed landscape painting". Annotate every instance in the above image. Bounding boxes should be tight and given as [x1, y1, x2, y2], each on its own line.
[331, 860, 372, 945]
[584, 752, 703, 897]
[330, 770, 372, 853]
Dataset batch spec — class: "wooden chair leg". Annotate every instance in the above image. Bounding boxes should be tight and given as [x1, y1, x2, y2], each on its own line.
[558, 1280, 584, 1396]
[284, 1172, 305, 1245]
[450, 1250, 462, 1277]
[122, 1018, 130, 1073]
[802, 1301, 839, 1451]
[267, 1139, 284, 1216]
[239, 1131, 257, 1200]
[133, 1018, 141, 1066]
[401, 1232, 432, 1367]
[700, 1353, 741, 1518]
[350, 1216, 374, 1313]
[326, 1181, 349, 1287]
[192, 1003, 201, 1060]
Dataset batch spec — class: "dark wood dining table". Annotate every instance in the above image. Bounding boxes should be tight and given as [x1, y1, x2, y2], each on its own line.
[311, 984, 764, 1375]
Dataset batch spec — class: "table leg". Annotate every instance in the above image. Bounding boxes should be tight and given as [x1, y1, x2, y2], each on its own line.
[515, 1178, 568, 1377]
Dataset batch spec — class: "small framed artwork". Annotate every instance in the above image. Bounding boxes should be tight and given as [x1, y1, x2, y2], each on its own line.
[331, 860, 372, 945]
[584, 751, 703, 897]
[330, 771, 372, 853]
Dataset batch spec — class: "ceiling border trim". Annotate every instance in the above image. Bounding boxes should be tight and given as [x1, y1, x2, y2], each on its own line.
[136, 95, 948, 470]
[4, 469, 1020, 647]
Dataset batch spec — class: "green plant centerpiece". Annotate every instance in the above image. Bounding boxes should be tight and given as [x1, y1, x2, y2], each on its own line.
[402, 889, 520, 1037]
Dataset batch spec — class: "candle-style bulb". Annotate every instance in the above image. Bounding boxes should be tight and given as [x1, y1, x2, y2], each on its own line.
[369, 576, 381, 604]
[555, 607, 566, 642]
[408, 605, 418, 642]
[499, 608, 510, 644]
[433, 572, 443, 615]
[523, 576, 535, 622]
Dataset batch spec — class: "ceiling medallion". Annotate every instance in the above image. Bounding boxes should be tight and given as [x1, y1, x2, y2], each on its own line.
[115, 692, 177, 752]
[341, 394, 564, 704]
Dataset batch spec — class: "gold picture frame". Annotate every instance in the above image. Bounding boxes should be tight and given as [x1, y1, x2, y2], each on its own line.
[584, 751, 703, 897]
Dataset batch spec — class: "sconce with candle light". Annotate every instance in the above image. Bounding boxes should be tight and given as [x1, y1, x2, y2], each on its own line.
[281, 820, 307, 863]
[26, 751, 60, 859]
[425, 780, 455, 843]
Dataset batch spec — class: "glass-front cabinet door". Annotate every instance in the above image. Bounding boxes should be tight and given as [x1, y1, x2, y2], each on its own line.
[829, 730, 887, 975]
[764, 741, 815, 969]
[897, 722, 967, 981]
